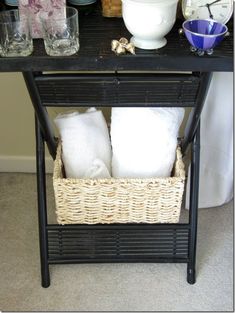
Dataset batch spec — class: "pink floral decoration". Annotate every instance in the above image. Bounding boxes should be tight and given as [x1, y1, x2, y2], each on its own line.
[19, 0, 66, 38]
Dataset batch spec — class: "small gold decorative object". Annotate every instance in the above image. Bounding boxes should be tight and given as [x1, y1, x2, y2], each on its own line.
[116, 44, 126, 55]
[125, 42, 135, 54]
[111, 40, 120, 52]
[119, 37, 129, 45]
[178, 27, 184, 35]
[111, 37, 135, 55]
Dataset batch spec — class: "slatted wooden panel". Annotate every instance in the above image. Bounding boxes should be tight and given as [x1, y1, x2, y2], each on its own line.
[36, 74, 200, 107]
[47, 225, 189, 263]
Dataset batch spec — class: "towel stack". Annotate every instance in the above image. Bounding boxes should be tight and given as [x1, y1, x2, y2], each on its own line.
[111, 108, 185, 178]
[55, 107, 184, 179]
[54, 108, 111, 179]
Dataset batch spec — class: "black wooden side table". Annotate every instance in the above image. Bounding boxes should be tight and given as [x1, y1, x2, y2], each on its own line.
[0, 11, 233, 288]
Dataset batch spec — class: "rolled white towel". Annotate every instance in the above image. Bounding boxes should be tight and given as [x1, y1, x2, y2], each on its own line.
[54, 108, 112, 179]
[111, 107, 185, 178]
[84, 159, 111, 179]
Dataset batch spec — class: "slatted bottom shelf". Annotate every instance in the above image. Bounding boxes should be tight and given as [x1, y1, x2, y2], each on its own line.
[47, 224, 189, 264]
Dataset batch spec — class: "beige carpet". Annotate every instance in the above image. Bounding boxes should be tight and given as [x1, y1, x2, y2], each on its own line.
[0, 173, 233, 311]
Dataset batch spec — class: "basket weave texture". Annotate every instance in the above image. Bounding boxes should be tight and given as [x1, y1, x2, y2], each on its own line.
[101, 0, 122, 17]
[53, 142, 185, 225]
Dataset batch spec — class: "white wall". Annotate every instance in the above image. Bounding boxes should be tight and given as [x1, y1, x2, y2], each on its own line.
[0, 73, 56, 172]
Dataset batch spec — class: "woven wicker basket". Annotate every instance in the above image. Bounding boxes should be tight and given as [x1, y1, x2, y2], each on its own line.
[53, 142, 185, 225]
[101, 0, 122, 17]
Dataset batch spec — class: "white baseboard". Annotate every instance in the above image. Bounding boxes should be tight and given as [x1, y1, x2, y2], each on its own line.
[0, 155, 53, 173]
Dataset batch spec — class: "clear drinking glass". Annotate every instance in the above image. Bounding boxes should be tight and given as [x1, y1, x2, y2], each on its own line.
[0, 10, 33, 57]
[41, 7, 79, 57]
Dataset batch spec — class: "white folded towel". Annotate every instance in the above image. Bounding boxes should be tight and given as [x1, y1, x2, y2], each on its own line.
[54, 108, 112, 179]
[111, 107, 185, 178]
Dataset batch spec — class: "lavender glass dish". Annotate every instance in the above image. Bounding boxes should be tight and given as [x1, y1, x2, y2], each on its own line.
[182, 19, 228, 56]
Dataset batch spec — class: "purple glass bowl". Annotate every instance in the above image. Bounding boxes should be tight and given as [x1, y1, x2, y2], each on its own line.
[182, 19, 228, 52]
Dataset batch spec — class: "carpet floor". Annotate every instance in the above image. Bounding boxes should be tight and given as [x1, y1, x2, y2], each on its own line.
[0, 173, 233, 312]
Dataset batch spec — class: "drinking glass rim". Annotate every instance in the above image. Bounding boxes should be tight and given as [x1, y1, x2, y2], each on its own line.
[40, 6, 78, 22]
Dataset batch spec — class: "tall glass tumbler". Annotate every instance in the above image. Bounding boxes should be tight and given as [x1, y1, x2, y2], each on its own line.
[0, 10, 33, 57]
[41, 7, 79, 57]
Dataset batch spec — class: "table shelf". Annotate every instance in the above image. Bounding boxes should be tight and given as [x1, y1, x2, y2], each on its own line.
[0, 8, 233, 72]
[47, 224, 190, 264]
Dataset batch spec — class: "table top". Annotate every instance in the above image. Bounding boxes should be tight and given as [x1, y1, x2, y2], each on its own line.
[0, 7, 233, 72]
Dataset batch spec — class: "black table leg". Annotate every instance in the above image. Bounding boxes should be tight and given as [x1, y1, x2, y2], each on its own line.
[35, 116, 50, 288]
[187, 122, 200, 284]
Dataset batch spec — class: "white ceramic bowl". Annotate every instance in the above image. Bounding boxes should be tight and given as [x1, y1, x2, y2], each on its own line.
[122, 0, 178, 50]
